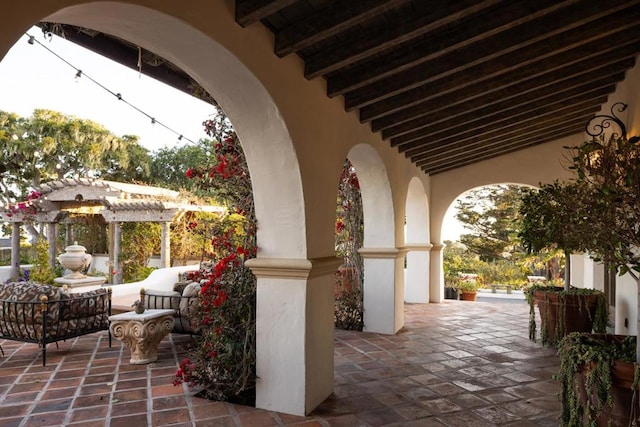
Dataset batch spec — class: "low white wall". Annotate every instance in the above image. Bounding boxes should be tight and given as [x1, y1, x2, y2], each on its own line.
[615, 273, 638, 336]
[0, 265, 33, 283]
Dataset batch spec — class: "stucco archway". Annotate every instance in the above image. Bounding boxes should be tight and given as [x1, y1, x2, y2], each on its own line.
[404, 177, 431, 303]
[348, 144, 403, 334]
[7, 2, 318, 416]
[43, 2, 306, 259]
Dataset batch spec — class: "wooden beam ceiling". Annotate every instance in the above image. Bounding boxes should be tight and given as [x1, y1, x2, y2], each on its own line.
[44, 1, 640, 176]
[252, 0, 640, 175]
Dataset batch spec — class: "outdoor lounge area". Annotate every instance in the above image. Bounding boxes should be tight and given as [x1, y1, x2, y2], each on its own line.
[0, 299, 560, 426]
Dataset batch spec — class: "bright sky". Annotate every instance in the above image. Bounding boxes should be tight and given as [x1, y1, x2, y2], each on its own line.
[0, 27, 214, 152]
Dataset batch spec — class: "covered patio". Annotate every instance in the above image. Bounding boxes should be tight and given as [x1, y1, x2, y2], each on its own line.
[0, 299, 559, 426]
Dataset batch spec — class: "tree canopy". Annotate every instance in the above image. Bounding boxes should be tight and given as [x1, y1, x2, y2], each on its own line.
[0, 109, 151, 208]
[455, 184, 525, 262]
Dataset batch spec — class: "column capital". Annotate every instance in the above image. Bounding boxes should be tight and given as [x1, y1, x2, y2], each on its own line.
[400, 243, 433, 252]
[430, 243, 446, 251]
[246, 256, 343, 280]
[358, 247, 405, 258]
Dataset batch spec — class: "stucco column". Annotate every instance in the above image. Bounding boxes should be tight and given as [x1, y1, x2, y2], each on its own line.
[245, 256, 342, 416]
[160, 221, 171, 268]
[359, 247, 405, 334]
[403, 243, 432, 303]
[429, 243, 445, 303]
[46, 222, 57, 270]
[112, 222, 121, 285]
[10, 222, 21, 280]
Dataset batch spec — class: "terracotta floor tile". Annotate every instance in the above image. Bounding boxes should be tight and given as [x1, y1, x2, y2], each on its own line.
[109, 413, 148, 427]
[69, 405, 108, 423]
[109, 399, 148, 417]
[22, 411, 67, 426]
[0, 300, 562, 426]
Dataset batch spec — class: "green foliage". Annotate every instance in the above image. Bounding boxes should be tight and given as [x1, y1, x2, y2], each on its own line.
[525, 285, 607, 346]
[570, 133, 640, 280]
[120, 222, 161, 283]
[334, 160, 364, 331]
[455, 185, 525, 262]
[175, 104, 257, 403]
[150, 139, 215, 193]
[443, 241, 483, 286]
[556, 333, 636, 426]
[29, 239, 55, 285]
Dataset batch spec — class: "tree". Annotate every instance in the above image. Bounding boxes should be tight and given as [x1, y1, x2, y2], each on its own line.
[518, 181, 593, 290]
[455, 184, 525, 262]
[149, 139, 214, 192]
[0, 109, 151, 209]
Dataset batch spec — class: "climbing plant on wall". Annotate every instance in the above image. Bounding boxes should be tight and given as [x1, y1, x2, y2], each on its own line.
[334, 159, 364, 330]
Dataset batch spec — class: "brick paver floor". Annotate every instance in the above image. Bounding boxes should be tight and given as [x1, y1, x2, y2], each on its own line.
[0, 298, 561, 426]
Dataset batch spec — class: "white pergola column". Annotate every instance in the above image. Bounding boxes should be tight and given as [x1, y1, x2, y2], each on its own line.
[112, 222, 122, 284]
[246, 256, 342, 416]
[429, 243, 445, 303]
[403, 244, 432, 303]
[160, 221, 171, 268]
[10, 222, 21, 280]
[46, 222, 57, 269]
[359, 247, 405, 334]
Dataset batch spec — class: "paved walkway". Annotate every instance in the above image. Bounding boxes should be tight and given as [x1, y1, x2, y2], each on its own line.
[0, 299, 560, 426]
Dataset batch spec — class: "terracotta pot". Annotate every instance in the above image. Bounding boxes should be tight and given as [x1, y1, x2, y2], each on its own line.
[574, 335, 638, 426]
[460, 291, 477, 301]
[533, 290, 599, 345]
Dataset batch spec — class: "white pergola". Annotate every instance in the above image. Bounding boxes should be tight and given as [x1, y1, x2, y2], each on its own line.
[1, 178, 224, 283]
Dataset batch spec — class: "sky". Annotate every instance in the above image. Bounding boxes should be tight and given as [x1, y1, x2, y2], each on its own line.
[0, 27, 214, 152]
[0, 27, 465, 240]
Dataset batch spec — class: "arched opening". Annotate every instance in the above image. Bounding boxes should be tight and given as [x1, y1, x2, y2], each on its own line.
[2, 2, 317, 416]
[404, 177, 430, 303]
[347, 144, 402, 334]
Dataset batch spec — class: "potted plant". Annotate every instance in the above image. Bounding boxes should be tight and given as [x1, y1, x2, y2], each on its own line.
[554, 103, 640, 425]
[519, 181, 607, 346]
[458, 273, 480, 301]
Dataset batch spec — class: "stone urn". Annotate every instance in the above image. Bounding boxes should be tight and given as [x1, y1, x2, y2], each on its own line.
[58, 243, 92, 279]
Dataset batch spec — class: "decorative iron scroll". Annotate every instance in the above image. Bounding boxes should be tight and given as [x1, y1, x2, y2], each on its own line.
[585, 102, 628, 140]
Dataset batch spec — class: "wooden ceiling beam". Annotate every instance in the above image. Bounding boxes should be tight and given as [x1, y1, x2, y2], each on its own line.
[394, 80, 618, 149]
[422, 128, 581, 175]
[383, 69, 627, 141]
[371, 51, 637, 132]
[359, 28, 640, 122]
[236, 0, 298, 27]
[408, 105, 601, 162]
[344, 3, 640, 110]
[413, 112, 595, 165]
[396, 88, 611, 154]
[274, 0, 408, 57]
[326, 0, 573, 97]
[303, 0, 498, 79]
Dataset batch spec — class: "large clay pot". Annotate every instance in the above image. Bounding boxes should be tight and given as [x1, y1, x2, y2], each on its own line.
[460, 291, 477, 301]
[574, 335, 637, 426]
[534, 290, 599, 346]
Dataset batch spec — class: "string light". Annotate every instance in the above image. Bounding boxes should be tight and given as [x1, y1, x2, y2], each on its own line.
[25, 32, 198, 145]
